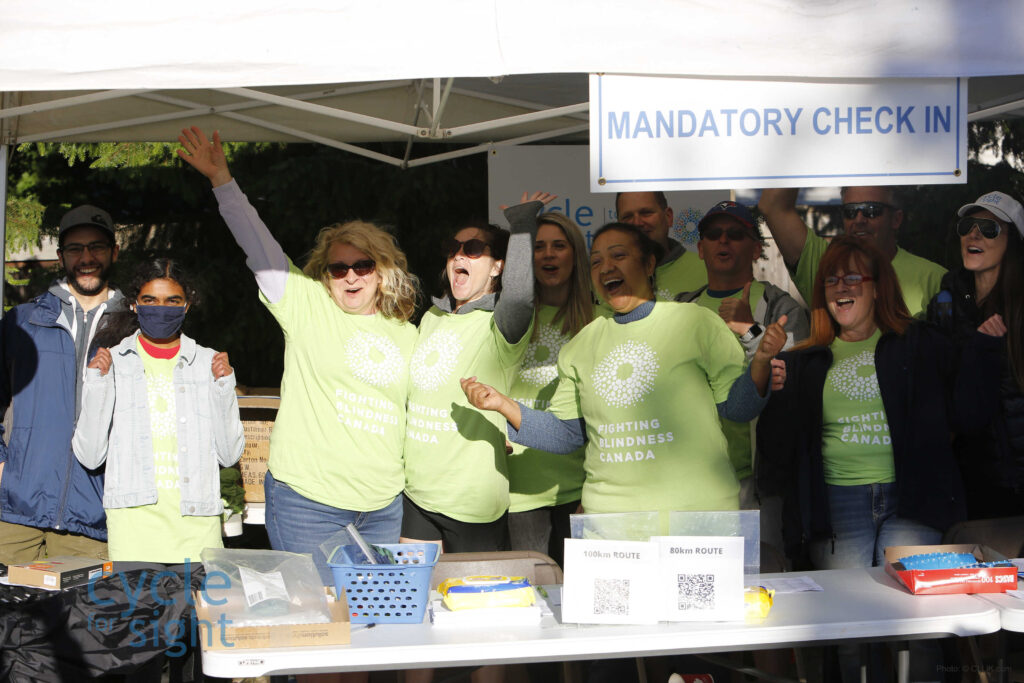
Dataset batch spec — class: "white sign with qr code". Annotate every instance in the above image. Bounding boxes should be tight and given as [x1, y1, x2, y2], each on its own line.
[653, 536, 744, 621]
[562, 538, 660, 624]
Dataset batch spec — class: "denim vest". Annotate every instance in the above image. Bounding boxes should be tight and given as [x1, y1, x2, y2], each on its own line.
[73, 332, 244, 515]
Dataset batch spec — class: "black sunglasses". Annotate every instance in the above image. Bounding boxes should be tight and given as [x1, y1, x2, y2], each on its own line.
[842, 202, 891, 220]
[445, 238, 489, 259]
[701, 226, 755, 242]
[956, 216, 1003, 240]
[326, 259, 376, 279]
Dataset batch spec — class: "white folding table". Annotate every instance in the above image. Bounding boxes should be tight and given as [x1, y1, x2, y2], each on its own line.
[199, 566, 1001, 679]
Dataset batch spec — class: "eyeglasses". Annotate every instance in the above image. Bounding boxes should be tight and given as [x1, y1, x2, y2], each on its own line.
[444, 238, 489, 259]
[823, 273, 874, 287]
[60, 241, 112, 257]
[326, 259, 376, 278]
[701, 226, 755, 242]
[956, 216, 1003, 239]
[842, 202, 891, 220]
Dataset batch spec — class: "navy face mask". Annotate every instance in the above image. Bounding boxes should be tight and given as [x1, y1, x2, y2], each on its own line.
[135, 304, 187, 340]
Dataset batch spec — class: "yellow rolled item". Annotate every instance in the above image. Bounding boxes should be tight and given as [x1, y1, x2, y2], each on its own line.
[438, 576, 537, 611]
[744, 585, 774, 621]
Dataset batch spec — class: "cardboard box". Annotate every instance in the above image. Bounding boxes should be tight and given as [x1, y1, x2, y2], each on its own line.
[7, 555, 113, 589]
[237, 394, 279, 503]
[884, 544, 1018, 595]
[194, 587, 350, 650]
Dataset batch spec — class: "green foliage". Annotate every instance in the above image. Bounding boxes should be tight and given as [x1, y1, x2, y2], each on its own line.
[220, 468, 246, 515]
[4, 195, 45, 253]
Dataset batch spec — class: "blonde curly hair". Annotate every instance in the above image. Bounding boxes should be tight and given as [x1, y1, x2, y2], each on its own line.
[303, 221, 419, 322]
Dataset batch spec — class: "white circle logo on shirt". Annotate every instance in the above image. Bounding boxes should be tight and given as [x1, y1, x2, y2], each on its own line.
[655, 287, 673, 301]
[410, 329, 463, 392]
[344, 331, 405, 388]
[146, 373, 176, 438]
[591, 340, 660, 408]
[518, 324, 570, 386]
[829, 350, 880, 401]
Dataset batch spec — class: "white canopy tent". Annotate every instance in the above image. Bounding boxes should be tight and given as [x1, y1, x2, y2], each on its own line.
[2, 0, 1024, 267]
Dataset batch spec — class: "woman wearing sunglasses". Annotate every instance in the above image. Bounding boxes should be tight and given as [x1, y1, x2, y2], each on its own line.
[177, 126, 420, 587]
[401, 192, 554, 554]
[927, 191, 1024, 519]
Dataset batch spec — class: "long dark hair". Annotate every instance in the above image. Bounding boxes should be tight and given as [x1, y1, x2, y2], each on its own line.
[981, 228, 1024, 391]
[91, 258, 201, 349]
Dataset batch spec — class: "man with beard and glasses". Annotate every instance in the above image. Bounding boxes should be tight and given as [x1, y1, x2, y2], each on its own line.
[0, 205, 127, 564]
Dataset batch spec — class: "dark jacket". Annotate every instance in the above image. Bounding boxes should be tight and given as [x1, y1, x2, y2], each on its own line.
[0, 291, 115, 540]
[756, 321, 1002, 561]
[927, 268, 1024, 509]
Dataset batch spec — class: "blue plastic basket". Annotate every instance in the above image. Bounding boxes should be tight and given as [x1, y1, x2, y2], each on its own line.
[328, 543, 439, 624]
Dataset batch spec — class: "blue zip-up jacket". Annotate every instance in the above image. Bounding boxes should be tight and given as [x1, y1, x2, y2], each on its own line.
[73, 331, 244, 515]
[0, 290, 123, 540]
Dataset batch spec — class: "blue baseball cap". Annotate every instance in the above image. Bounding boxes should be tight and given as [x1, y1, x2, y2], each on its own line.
[698, 201, 756, 236]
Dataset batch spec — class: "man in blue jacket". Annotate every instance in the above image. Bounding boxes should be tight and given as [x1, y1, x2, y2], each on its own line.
[0, 205, 127, 564]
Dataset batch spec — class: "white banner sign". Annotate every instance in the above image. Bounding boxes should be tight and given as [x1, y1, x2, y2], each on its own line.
[590, 75, 968, 192]
[488, 145, 727, 249]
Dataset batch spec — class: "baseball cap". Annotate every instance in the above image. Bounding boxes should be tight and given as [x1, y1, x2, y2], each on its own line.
[58, 205, 115, 243]
[698, 201, 756, 235]
[957, 191, 1024, 239]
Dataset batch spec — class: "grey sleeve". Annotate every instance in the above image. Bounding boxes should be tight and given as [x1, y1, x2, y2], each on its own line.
[507, 402, 586, 454]
[717, 367, 770, 422]
[212, 180, 290, 303]
[777, 295, 811, 348]
[493, 201, 543, 344]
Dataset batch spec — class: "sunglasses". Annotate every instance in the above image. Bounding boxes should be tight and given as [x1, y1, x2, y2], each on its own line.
[445, 238, 489, 259]
[326, 259, 376, 279]
[842, 202, 891, 220]
[701, 226, 755, 242]
[956, 216, 1003, 239]
[824, 273, 874, 287]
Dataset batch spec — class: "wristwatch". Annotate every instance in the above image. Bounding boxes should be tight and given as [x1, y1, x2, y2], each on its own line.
[739, 323, 763, 342]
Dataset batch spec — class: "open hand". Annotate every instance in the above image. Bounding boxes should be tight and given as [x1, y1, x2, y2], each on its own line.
[500, 191, 558, 211]
[211, 351, 234, 379]
[719, 282, 755, 335]
[177, 126, 232, 187]
[88, 348, 112, 376]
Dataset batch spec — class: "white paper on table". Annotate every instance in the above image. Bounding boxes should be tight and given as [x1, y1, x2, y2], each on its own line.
[758, 576, 824, 593]
[562, 538, 659, 624]
[1005, 589, 1024, 600]
[652, 536, 744, 621]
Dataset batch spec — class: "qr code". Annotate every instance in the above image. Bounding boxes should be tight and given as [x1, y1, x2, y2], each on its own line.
[593, 578, 630, 615]
[677, 573, 715, 610]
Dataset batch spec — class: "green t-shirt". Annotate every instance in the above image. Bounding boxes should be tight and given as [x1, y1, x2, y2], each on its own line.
[595, 247, 707, 316]
[692, 282, 766, 480]
[507, 305, 586, 512]
[549, 302, 743, 515]
[106, 342, 222, 563]
[262, 261, 417, 512]
[404, 306, 532, 523]
[821, 330, 895, 485]
[793, 231, 945, 318]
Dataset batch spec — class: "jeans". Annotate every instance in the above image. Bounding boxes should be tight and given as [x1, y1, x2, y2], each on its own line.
[810, 482, 942, 569]
[811, 483, 943, 683]
[264, 470, 403, 585]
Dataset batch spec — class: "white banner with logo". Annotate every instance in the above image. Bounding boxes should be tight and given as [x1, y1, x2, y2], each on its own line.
[488, 145, 727, 249]
[590, 75, 968, 192]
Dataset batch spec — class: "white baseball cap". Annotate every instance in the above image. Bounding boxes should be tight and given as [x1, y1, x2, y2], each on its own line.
[957, 191, 1024, 239]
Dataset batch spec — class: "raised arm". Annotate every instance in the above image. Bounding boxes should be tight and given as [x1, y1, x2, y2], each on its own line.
[757, 188, 808, 268]
[493, 192, 555, 343]
[178, 126, 289, 303]
[460, 376, 584, 453]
